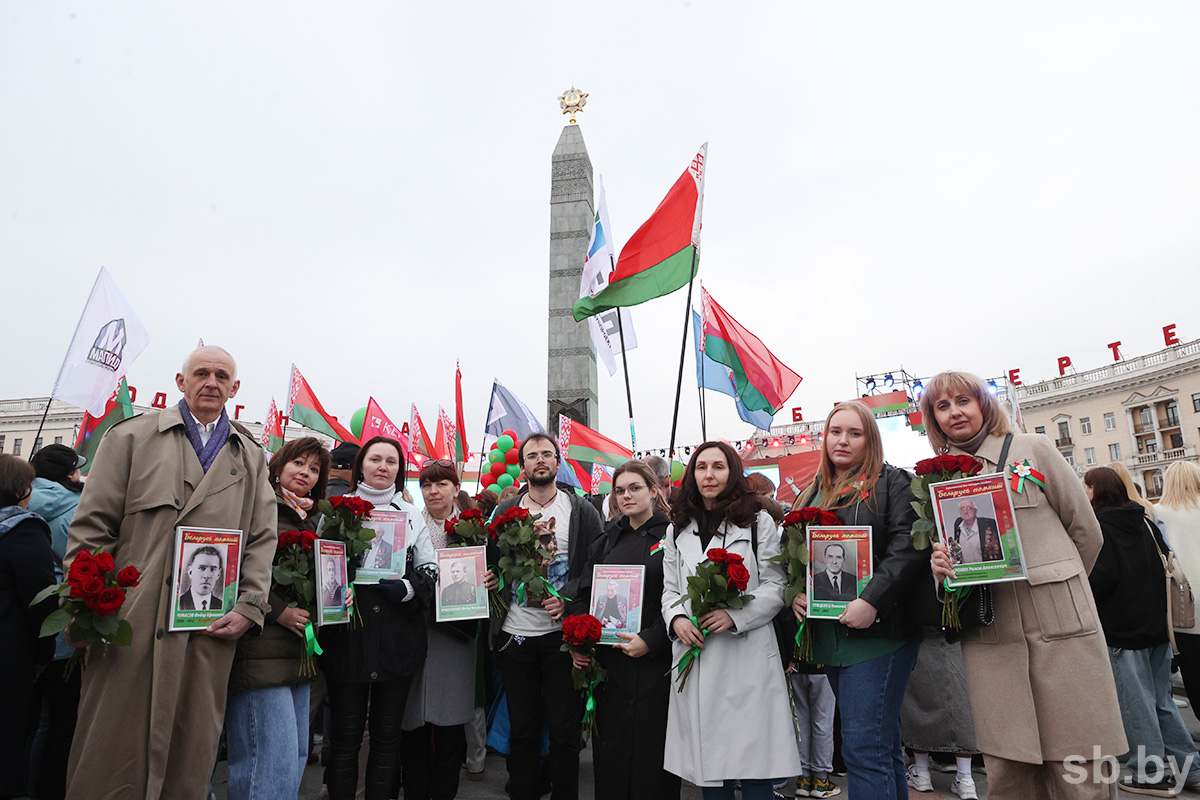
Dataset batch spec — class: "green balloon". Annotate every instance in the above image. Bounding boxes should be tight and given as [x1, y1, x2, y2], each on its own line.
[486, 483, 501, 494]
[350, 406, 368, 440]
[496, 473, 514, 488]
[497, 434, 515, 452]
[488, 449, 504, 464]
[505, 463, 521, 478]
[671, 460, 684, 481]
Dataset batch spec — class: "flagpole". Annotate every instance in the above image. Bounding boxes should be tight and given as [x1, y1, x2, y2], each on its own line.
[698, 296, 708, 441]
[611, 254, 638, 453]
[667, 246, 700, 460]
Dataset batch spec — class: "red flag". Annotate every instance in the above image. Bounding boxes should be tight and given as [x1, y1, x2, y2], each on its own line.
[287, 365, 358, 443]
[410, 404, 436, 460]
[701, 288, 801, 414]
[455, 362, 468, 462]
[557, 414, 633, 469]
[262, 397, 284, 453]
[360, 397, 418, 464]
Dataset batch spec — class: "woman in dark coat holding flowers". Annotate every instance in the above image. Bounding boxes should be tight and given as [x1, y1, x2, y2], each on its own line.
[570, 459, 680, 800]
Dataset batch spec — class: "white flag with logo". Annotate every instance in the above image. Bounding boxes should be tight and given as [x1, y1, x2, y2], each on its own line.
[580, 175, 636, 376]
[53, 267, 150, 416]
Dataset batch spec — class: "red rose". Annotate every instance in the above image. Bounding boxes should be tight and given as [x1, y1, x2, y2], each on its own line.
[300, 531, 319, 551]
[561, 614, 602, 647]
[460, 509, 483, 522]
[726, 562, 751, 591]
[820, 510, 840, 526]
[799, 507, 821, 523]
[445, 518, 458, 536]
[116, 566, 141, 588]
[937, 455, 963, 473]
[782, 510, 805, 528]
[956, 455, 983, 476]
[707, 548, 731, 564]
[67, 558, 100, 584]
[72, 576, 105, 599]
[726, 552, 745, 566]
[278, 531, 300, 548]
[914, 458, 937, 477]
[73, 550, 95, 564]
[94, 553, 115, 573]
[85, 586, 126, 616]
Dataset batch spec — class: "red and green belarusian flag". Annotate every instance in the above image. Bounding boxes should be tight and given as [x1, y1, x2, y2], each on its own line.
[261, 396, 284, 453]
[859, 390, 911, 416]
[701, 288, 802, 415]
[287, 364, 358, 444]
[557, 414, 633, 470]
[410, 404, 436, 461]
[437, 406, 457, 462]
[454, 362, 468, 462]
[74, 377, 135, 475]
[572, 144, 707, 321]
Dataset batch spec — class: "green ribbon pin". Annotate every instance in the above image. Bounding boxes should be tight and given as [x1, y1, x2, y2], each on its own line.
[304, 622, 323, 657]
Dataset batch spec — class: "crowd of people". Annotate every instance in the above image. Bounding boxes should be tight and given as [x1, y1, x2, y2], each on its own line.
[3, 347, 1200, 800]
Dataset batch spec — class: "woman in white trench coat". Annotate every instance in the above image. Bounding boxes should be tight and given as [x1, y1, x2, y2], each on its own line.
[661, 441, 801, 800]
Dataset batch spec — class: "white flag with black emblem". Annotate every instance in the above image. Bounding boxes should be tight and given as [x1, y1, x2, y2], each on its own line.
[53, 267, 150, 416]
[580, 176, 637, 376]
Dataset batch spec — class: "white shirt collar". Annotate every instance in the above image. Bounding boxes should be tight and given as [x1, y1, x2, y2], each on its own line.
[188, 410, 218, 447]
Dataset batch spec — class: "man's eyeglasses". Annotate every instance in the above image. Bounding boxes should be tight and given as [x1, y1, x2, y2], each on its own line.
[612, 483, 647, 497]
[525, 451, 558, 463]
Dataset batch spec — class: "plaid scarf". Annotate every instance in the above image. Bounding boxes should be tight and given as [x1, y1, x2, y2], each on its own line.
[179, 400, 230, 473]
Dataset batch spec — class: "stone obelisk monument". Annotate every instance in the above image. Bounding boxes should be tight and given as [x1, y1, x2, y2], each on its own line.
[547, 87, 598, 434]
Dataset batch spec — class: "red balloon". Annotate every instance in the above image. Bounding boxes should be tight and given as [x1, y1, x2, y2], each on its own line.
[490, 442, 499, 450]
[490, 461, 506, 477]
[480, 472, 496, 487]
[504, 448, 519, 465]
[501, 429, 517, 441]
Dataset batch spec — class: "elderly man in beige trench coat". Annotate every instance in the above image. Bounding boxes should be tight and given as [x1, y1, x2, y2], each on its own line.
[64, 346, 277, 800]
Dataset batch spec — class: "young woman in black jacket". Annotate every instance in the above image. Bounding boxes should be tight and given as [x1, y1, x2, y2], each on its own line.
[1085, 466, 1200, 793]
[791, 401, 934, 800]
[569, 460, 680, 800]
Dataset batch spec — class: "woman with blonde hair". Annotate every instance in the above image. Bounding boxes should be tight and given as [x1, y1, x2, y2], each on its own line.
[791, 400, 933, 799]
[923, 371, 1126, 799]
[1107, 460, 1159, 524]
[1157, 460, 1200, 707]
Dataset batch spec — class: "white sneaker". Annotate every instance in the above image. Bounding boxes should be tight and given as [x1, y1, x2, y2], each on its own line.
[906, 765, 933, 792]
[952, 776, 979, 800]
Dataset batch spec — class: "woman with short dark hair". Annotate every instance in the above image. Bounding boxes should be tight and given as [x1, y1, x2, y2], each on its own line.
[224, 436, 331, 800]
[661, 441, 799, 799]
[1085, 466, 1200, 793]
[401, 459, 478, 800]
[0, 454, 58, 799]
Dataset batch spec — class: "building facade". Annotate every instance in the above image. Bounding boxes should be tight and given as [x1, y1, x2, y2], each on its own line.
[1016, 337, 1200, 498]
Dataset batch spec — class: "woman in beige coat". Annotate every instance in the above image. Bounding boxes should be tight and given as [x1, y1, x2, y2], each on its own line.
[923, 371, 1126, 799]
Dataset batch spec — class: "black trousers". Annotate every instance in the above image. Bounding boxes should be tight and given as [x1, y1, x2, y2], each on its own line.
[401, 722, 466, 800]
[31, 659, 81, 800]
[497, 632, 581, 800]
[1175, 632, 1200, 710]
[325, 678, 413, 800]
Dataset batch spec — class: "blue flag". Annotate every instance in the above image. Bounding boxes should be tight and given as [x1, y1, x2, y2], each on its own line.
[692, 310, 775, 430]
[484, 380, 581, 489]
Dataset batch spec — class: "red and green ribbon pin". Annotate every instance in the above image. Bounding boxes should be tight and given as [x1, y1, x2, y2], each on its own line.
[1009, 460, 1046, 494]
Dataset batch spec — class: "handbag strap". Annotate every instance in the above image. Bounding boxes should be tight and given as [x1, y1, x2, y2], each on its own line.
[996, 433, 1014, 473]
[1144, 515, 1182, 653]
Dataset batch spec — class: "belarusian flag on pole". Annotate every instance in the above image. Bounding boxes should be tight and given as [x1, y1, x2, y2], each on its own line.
[261, 397, 284, 453]
[410, 404, 435, 460]
[437, 406, 457, 462]
[701, 288, 802, 415]
[360, 397, 416, 463]
[454, 363, 468, 462]
[287, 365, 358, 443]
[572, 145, 707, 321]
[557, 414, 633, 470]
[74, 377, 135, 475]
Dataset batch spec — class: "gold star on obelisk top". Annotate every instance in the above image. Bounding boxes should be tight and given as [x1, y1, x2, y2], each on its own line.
[557, 87, 588, 124]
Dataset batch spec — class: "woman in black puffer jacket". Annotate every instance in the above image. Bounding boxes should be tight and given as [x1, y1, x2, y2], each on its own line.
[1085, 466, 1200, 792]
[224, 437, 331, 800]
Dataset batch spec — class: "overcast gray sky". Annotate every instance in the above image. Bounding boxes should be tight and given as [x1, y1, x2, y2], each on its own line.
[3, 2, 1198, 465]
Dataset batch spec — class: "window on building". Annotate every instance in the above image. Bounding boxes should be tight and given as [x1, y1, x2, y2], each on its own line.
[1109, 443, 1121, 461]
[1146, 441, 1158, 454]
[1080, 417, 1092, 435]
[1035, 426, 1046, 436]
[1193, 393, 1200, 413]
[1151, 471, 1165, 496]
[1105, 413, 1117, 431]
[1057, 421, 1071, 442]
[1063, 451, 1075, 466]
[0, 435, 5, 454]
[1140, 408, 1153, 429]
[54, 436, 63, 445]
[32, 437, 43, 456]
[1166, 402, 1180, 427]
[1085, 447, 1096, 465]
[1171, 433, 1183, 449]
[13, 438, 22, 456]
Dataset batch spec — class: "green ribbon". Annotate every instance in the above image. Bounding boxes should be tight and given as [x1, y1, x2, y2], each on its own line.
[794, 618, 805, 646]
[672, 616, 710, 677]
[516, 582, 526, 606]
[489, 565, 504, 591]
[305, 622, 323, 657]
[515, 576, 570, 608]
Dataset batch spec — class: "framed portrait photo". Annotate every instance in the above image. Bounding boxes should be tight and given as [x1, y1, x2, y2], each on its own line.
[806, 526, 872, 620]
[591, 564, 645, 645]
[435, 545, 488, 622]
[354, 509, 408, 583]
[170, 527, 242, 631]
[316, 539, 350, 626]
[930, 472, 1027, 588]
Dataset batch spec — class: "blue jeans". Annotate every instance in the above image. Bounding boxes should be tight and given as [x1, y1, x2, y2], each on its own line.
[1109, 643, 1200, 782]
[224, 683, 310, 800]
[700, 778, 776, 800]
[825, 640, 919, 800]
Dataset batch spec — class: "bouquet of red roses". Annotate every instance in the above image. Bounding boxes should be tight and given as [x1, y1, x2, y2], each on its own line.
[560, 614, 608, 744]
[446, 509, 507, 616]
[274, 530, 323, 673]
[32, 548, 140, 678]
[317, 495, 375, 565]
[910, 454, 984, 628]
[770, 507, 840, 661]
[492, 506, 563, 606]
[668, 547, 755, 691]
